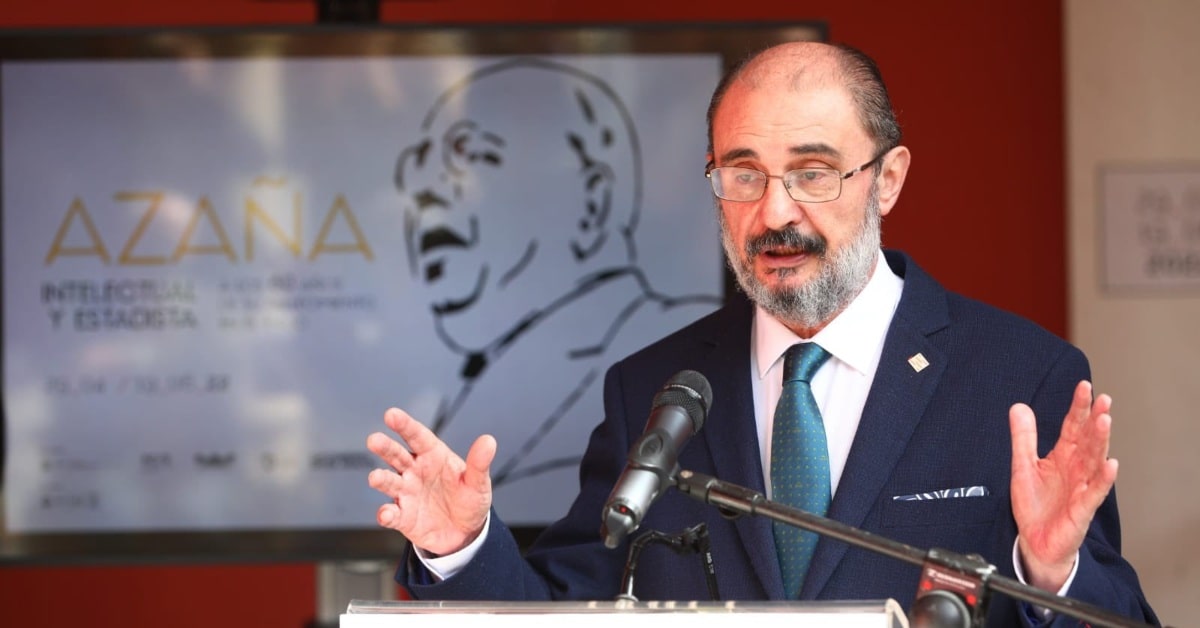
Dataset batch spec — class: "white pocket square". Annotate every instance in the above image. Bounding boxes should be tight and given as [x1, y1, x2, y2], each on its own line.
[892, 486, 990, 501]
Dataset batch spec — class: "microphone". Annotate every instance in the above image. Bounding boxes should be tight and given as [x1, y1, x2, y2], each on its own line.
[601, 370, 712, 549]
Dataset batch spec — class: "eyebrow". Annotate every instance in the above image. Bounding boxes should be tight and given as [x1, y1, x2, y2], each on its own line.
[716, 142, 843, 165]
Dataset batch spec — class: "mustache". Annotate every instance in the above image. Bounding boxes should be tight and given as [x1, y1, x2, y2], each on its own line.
[745, 226, 827, 259]
[419, 227, 469, 255]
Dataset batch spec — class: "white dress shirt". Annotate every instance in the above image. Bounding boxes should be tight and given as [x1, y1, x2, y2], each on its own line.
[751, 252, 903, 499]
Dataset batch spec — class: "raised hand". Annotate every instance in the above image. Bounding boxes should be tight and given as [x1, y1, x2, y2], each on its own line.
[1009, 380, 1119, 592]
[367, 407, 497, 556]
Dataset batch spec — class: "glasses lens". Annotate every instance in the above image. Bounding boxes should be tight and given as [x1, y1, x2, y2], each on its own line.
[784, 168, 840, 202]
[711, 167, 765, 201]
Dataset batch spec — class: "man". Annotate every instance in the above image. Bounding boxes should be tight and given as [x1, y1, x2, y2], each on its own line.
[393, 58, 720, 524]
[369, 42, 1158, 624]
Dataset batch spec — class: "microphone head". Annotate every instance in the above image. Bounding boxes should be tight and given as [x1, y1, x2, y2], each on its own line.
[652, 370, 712, 433]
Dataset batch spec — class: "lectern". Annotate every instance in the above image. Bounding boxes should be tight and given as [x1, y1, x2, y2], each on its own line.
[340, 599, 909, 628]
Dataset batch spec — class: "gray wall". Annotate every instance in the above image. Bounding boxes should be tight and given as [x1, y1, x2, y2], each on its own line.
[1067, 1, 1200, 622]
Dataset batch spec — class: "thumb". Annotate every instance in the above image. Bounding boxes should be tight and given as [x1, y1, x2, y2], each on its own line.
[463, 434, 497, 492]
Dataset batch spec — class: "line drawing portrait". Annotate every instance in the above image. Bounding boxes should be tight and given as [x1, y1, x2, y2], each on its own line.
[394, 58, 721, 523]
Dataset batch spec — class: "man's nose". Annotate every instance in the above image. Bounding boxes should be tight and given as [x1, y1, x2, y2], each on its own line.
[400, 162, 461, 214]
[412, 188, 450, 211]
[397, 140, 457, 210]
[760, 175, 806, 230]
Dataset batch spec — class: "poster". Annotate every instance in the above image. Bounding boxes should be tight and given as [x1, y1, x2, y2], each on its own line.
[2, 53, 724, 532]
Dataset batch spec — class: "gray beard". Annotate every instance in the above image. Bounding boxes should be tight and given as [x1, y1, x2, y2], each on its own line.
[719, 185, 882, 330]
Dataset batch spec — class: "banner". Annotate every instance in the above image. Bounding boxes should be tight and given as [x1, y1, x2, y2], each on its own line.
[2, 54, 724, 531]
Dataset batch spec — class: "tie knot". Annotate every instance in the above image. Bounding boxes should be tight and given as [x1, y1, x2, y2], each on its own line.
[783, 342, 830, 383]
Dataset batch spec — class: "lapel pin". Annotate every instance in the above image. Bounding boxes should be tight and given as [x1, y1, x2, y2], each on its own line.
[908, 353, 930, 373]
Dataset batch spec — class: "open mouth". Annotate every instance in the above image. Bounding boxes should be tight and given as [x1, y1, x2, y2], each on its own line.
[761, 242, 819, 261]
[415, 218, 479, 283]
[763, 245, 813, 258]
[747, 227, 826, 269]
[425, 259, 445, 282]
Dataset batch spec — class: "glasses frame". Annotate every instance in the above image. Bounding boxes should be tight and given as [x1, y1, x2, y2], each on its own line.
[706, 147, 892, 203]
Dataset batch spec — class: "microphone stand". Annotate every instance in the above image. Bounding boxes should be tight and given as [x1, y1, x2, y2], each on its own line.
[673, 469, 1152, 628]
[617, 522, 720, 603]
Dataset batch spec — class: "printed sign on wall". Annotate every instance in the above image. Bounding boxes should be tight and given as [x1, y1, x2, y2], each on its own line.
[1100, 164, 1200, 292]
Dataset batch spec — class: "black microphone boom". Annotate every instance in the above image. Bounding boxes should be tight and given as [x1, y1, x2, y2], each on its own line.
[601, 370, 712, 549]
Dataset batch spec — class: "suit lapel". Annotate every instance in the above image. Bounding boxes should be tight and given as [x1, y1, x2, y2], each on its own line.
[800, 252, 951, 599]
[695, 299, 788, 600]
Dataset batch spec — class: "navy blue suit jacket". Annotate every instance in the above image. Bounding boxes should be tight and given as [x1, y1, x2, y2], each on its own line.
[401, 251, 1157, 625]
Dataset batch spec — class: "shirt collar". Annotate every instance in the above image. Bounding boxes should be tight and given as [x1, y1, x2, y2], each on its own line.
[753, 252, 904, 379]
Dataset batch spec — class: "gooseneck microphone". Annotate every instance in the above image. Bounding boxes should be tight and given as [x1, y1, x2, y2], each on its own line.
[601, 370, 712, 549]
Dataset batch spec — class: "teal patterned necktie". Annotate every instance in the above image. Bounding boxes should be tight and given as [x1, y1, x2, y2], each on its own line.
[771, 342, 832, 599]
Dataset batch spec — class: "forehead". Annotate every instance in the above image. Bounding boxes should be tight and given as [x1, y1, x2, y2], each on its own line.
[711, 78, 870, 162]
[425, 69, 577, 135]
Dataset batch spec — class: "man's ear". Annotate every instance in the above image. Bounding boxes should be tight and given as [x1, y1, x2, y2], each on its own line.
[876, 145, 911, 217]
[570, 162, 614, 261]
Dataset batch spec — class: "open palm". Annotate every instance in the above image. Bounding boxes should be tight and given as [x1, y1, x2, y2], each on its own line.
[1009, 380, 1119, 592]
[367, 407, 496, 555]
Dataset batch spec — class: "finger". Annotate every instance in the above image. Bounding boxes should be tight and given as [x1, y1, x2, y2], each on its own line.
[1057, 386, 1112, 476]
[1060, 381, 1095, 441]
[1078, 390, 1112, 461]
[385, 407, 444, 455]
[463, 434, 497, 492]
[376, 503, 403, 530]
[1009, 402, 1039, 474]
[1073, 380, 1095, 417]
[1091, 391, 1112, 419]
[366, 431, 414, 471]
[1075, 409, 1114, 478]
[366, 467, 395, 492]
[367, 467, 404, 498]
[1071, 457, 1119, 523]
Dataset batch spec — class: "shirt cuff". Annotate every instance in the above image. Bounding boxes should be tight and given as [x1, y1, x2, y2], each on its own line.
[1011, 536, 1079, 621]
[413, 512, 492, 582]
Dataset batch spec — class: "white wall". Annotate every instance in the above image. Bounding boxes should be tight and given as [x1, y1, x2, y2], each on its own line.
[1066, 1, 1200, 623]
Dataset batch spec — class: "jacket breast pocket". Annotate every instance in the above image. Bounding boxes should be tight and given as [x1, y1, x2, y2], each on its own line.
[880, 493, 1000, 529]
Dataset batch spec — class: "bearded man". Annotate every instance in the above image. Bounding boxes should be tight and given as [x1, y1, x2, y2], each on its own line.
[368, 41, 1157, 625]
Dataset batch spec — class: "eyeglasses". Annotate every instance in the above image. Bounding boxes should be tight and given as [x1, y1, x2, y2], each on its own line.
[706, 150, 889, 203]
